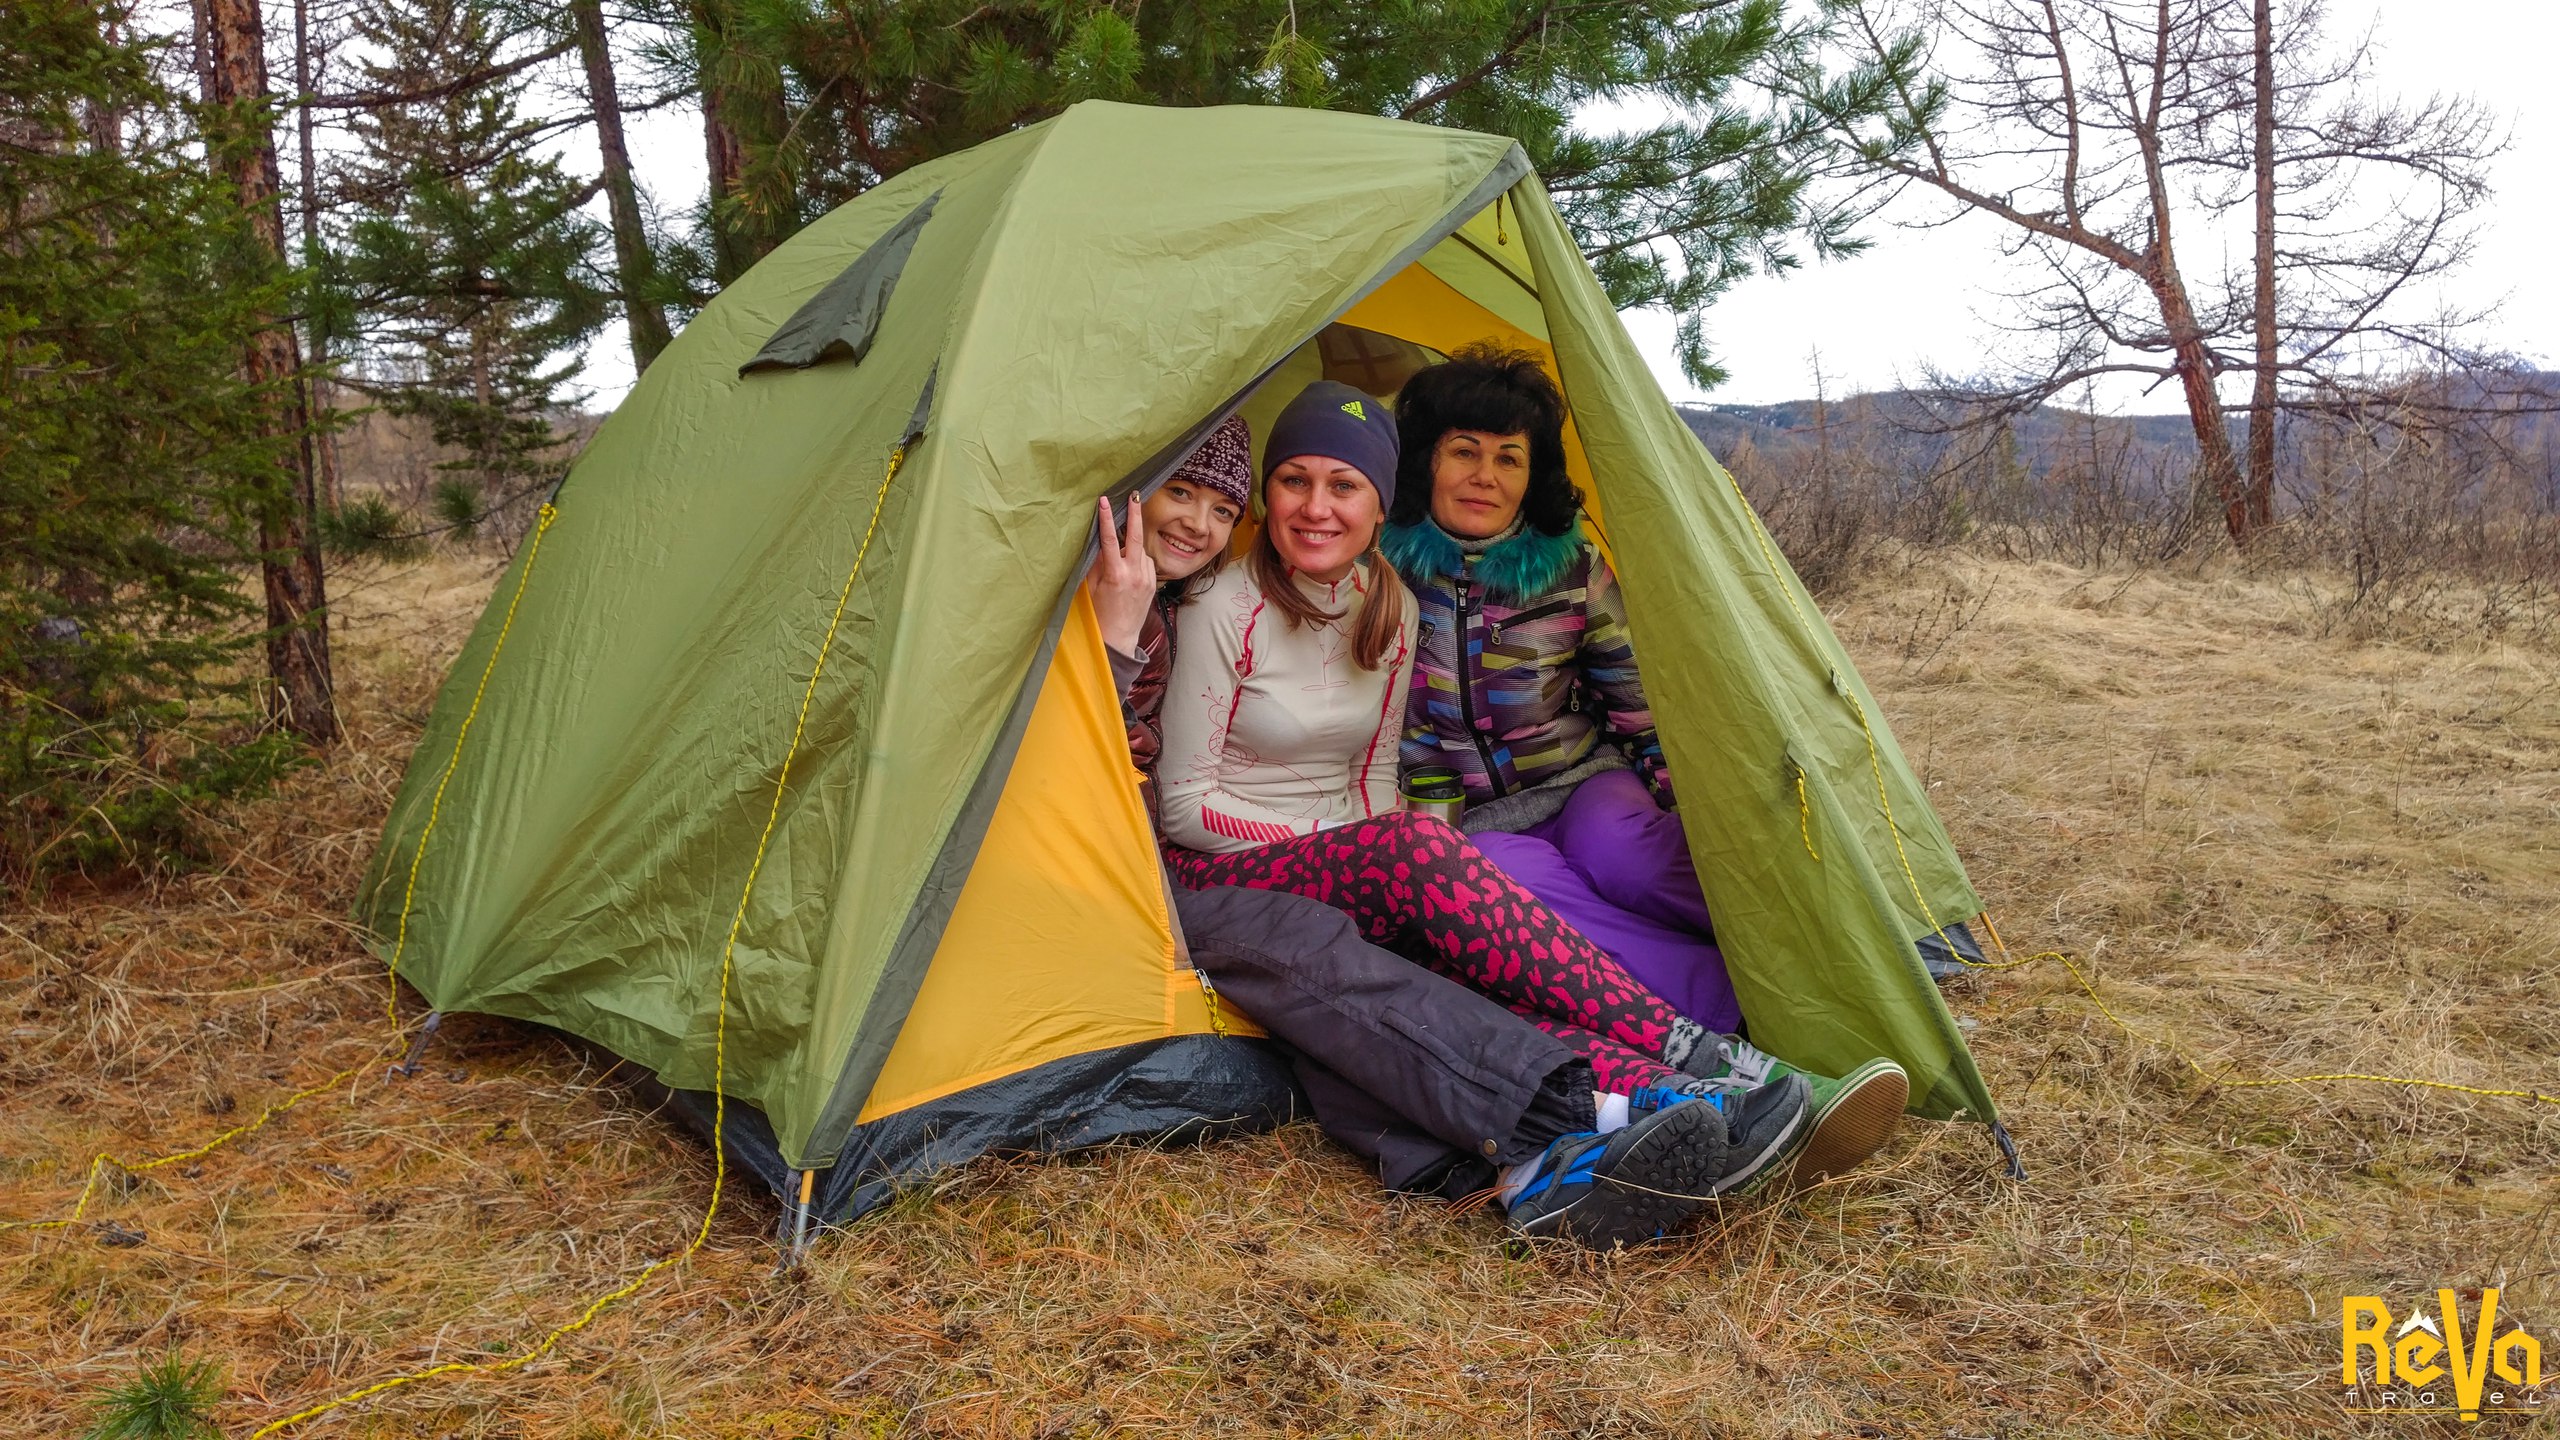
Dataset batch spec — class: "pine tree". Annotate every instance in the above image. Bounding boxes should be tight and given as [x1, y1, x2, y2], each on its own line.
[332, 0, 609, 534]
[1, 0, 307, 883]
[674, 0, 1902, 384]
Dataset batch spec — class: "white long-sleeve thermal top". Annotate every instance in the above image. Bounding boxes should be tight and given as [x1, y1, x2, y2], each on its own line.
[1156, 560, 1416, 853]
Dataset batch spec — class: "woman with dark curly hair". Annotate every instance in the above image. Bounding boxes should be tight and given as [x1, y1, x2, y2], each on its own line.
[1384, 345, 1910, 1185]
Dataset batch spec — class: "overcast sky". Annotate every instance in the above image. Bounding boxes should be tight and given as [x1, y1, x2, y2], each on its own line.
[579, 0, 2554, 416]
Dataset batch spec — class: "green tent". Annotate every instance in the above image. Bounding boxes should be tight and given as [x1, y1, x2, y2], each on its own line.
[359, 101, 2000, 1222]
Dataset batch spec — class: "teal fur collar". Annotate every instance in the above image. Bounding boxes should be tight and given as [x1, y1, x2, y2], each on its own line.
[1384, 518, 1583, 607]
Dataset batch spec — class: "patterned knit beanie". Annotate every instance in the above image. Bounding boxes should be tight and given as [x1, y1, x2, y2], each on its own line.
[1165, 414, 1253, 507]
[1262, 381, 1400, 514]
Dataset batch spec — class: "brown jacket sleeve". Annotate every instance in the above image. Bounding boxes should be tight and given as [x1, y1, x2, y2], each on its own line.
[1121, 597, 1174, 821]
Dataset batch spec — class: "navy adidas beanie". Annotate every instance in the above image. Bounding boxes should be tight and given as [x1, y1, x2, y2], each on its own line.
[1262, 380, 1400, 514]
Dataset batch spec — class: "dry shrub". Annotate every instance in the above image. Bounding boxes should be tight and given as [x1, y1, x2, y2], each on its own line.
[1717, 396, 2207, 595]
[1723, 429, 1890, 599]
[2252, 399, 2560, 648]
[1727, 384, 2559, 634]
[1719, 394, 1978, 598]
[3, 554, 2555, 1438]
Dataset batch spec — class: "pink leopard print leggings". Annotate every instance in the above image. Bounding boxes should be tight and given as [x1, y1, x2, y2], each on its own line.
[1164, 813, 1687, 1095]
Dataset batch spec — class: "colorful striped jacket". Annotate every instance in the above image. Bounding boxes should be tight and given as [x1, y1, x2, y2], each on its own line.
[1383, 517, 1669, 805]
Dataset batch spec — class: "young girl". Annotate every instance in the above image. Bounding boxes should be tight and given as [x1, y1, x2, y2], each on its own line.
[1090, 415, 1252, 817]
[1153, 381, 1812, 1209]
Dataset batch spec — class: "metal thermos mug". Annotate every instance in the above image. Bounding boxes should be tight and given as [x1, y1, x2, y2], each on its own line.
[1400, 765, 1465, 824]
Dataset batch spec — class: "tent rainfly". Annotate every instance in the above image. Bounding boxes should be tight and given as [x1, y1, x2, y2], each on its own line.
[359, 101, 2003, 1226]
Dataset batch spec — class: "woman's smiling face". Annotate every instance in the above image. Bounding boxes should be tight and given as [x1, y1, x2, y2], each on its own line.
[1141, 478, 1241, 581]
[1428, 428, 1531, 538]
[1263, 456, 1381, 583]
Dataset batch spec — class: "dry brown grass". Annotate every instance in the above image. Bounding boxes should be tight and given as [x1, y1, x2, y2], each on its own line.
[4, 549, 2555, 1439]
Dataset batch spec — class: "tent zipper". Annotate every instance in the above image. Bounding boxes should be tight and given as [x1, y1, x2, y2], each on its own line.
[1454, 554, 1505, 798]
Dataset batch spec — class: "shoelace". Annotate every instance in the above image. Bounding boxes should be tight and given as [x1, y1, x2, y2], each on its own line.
[1629, 1083, 1728, 1115]
[1713, 1034, 1778, 1086]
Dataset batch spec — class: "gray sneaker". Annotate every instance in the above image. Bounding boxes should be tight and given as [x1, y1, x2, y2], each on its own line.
[1685, 1033, 1908, 1185]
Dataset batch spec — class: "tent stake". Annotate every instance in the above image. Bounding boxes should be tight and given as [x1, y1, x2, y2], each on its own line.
[1990, 1120, 2025, 1181]
[783, 1168, 817, 1267]
[390, 1012, 443, 1078]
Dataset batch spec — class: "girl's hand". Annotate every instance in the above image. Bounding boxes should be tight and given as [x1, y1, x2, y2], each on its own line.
[1088, 494, 1156, 657]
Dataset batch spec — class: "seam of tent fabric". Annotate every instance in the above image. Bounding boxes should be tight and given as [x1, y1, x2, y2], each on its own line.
[382, 501, 565, 1026]
[0, 502, 568, 1244]
[247, 444, 913, 1436]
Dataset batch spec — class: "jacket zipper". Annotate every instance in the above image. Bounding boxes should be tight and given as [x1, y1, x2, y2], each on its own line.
[1454, 555, 1507, 798]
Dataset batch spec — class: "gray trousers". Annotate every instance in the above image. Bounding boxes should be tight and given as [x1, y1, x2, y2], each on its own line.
[1172, 885, 1596, 1198]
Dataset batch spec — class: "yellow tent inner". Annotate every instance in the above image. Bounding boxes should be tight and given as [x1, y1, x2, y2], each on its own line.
[856, 197, 1603, 1123]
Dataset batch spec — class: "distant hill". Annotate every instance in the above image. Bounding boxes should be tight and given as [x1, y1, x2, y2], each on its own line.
[1672, 391, 2209, 502]
[1675, 370, 2560, 489]
[1679, 393, 2206, 468]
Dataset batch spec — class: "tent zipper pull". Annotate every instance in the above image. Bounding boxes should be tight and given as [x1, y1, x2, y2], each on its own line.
[1197, 968, 1228, 1036]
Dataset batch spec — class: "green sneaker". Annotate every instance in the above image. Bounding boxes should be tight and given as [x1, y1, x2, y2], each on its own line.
[1683, 1035, 1908, 1185]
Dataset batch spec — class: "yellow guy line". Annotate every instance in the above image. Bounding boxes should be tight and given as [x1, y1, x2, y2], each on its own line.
[379, 502, 565, 1026]
[1715, 466, 2560, 1115]
[0, 504, 565, 1240]
[0, 1077, 364, 1238]
[251, 446, 912, 1437]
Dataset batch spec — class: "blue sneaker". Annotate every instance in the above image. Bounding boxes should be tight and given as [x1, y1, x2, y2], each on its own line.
[1633, 1073, 1814, 1199]
[1504, 1097, 1726, 1249]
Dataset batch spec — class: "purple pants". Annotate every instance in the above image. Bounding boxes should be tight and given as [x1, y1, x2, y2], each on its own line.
[1472, 769, 1742, 1033]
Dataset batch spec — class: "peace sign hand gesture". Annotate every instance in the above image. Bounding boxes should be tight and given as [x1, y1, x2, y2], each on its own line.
[1088, 493, 1156, 658]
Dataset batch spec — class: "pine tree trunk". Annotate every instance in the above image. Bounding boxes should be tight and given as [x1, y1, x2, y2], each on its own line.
[701, 76, 750, 281]
[2246, 0, 2279, 532]
[573, 0, 672, 373]
[200, 0, 337, 743]
[691, 0, 788, 284]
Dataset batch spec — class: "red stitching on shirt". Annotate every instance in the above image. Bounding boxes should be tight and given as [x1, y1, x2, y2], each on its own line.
[1204, 596, 1263, 778]
[1201, 804, 1296, 846]
[1234, 596, 1265, 679]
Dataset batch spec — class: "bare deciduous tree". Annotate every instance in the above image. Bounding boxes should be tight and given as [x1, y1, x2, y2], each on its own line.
[2210, 0, 2507, 523]
[1807, 0, 2504, 548]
